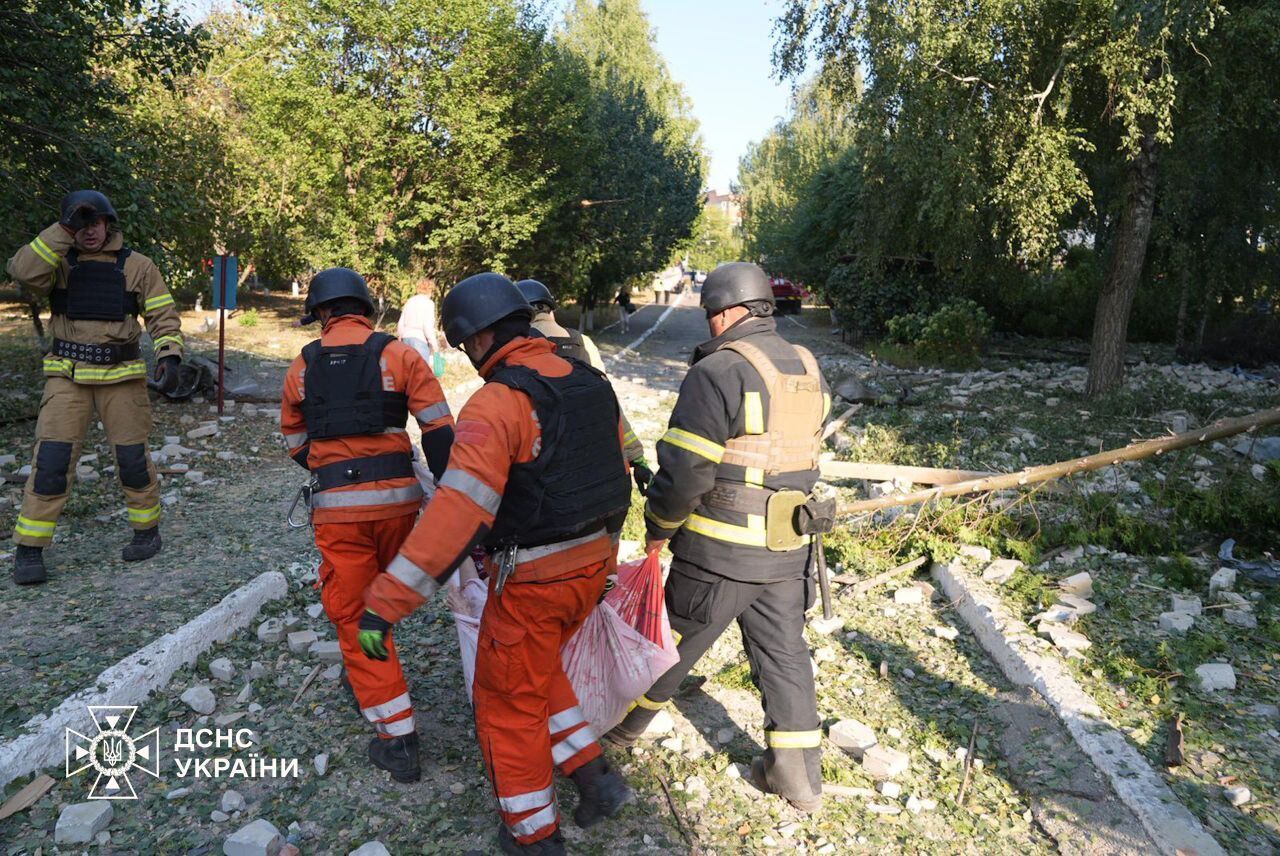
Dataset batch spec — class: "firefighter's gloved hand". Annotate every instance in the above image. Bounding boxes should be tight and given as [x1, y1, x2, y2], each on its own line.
[632, 459, 654, 494]
[358, 610, 393, 661]
[154, 356, 181, 394]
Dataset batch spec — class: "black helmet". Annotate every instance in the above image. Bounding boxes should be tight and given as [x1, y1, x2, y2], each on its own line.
[516, 279, 556, 311]
[701, 262, 774, 314]
[60, 190, 118, 231]
[441, 273, 533, 347]
[302, 267, 374, 324]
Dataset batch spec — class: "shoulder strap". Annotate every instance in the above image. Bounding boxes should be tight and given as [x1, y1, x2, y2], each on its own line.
[301, 339, 322, 368]
[719, 339, 781, 391]
[792, 344, 820, 379]
[365, 331, 395, 359]
[67, 248, 79, 268]
[115, 247, 131, 272]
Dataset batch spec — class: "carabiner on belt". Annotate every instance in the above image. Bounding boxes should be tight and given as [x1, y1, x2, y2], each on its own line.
[495, 544, 518, 595]
[287, 478, 316, 529]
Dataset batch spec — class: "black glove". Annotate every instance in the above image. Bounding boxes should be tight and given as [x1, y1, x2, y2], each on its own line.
[154, 356, 180, 394]
[632, 459, 654, 494]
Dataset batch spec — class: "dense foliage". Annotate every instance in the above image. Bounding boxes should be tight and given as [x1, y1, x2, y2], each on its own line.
[2, 0, 703, 307]
[742, 1, 1280, 389]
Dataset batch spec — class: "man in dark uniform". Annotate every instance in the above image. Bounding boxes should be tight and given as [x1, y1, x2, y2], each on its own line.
[604, 262, 831, 813]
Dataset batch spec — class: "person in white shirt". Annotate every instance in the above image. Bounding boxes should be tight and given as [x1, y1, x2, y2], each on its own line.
[397, 278, 440, 364]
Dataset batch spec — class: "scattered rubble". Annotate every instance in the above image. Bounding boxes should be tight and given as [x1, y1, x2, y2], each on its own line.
[829, 719, 877, 760]
[55, 802, 113, 845]
[210, 658, 236, 681]
[223, 818, 283, 856]
[1194, 663, 1237, 692]
[1158, 612, 1194, 635]
[181, 685, 217, 715]
[861, 745, 909, 779]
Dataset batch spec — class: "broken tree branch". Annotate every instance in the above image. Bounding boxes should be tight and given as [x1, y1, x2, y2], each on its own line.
[834, 556, 929, 593]
[837, 407, 1280, 517]
[820, 403, 863, 440]
[821, 459, 997, 486]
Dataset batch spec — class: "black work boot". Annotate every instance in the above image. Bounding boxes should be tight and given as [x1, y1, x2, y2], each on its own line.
[121, 527, 161, 562]
[570, 756, 634, 829]
[367, 732, 420, 783]
[601, 705, 659, 749]
[751, 756, 822, 814]
[498, 825, 565, 855]
[13, 545, 48, 586]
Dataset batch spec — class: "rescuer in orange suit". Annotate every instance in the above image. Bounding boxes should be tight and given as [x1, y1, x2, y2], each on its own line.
[360, 273, 635, 855]
[280, 267, 454, 783]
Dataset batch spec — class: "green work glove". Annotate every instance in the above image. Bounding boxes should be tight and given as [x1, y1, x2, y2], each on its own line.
[632, 458, 654, 494]
[358, 609, 393, 661]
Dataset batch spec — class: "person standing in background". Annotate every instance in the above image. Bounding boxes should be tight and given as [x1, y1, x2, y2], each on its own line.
[614, 287, 635, 333]
[397, 277, 440, 365]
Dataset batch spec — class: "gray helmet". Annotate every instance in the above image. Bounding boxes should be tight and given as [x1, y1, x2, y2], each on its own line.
[302, 267, 374, 324]
[441, 273, 534, 347]
[60, 190, 118, 231]
[516, 279, 556, 311]
[700, 262, 774, 314]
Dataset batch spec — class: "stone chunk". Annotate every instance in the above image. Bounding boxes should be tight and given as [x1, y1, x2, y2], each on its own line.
[1055, 593, 1096, 616]
[877, 781, 902, 799]
[220, 789, 246, 813]
[286, 630, 319, 653]
[982, 558, 1022, 584]
[828, 719, 878, 760]
[809, 614, 844, 636]
[1195, 663, 1236, 692]
[210, 658, 236, 682]
[186, 424, 219, 440]
[1209, 567, 1236, 595]
[55, 802, 113, 844]
[1041, 625, 1091, 651]
[182, 685, 217, 715]
[314, 753, 329, 776]
[1223, 609, 1257, 629]
[348, 844, 392, 856]
[893, 586, 924, 605]
[1058, 572, 1093, 598]
[861, 745, 909, 780]
[1158, 612, 1194, 635]
[1170, 595, 1202, 616]
[223, 818, 283, 856]
[1224, 786, 1252, 807]
[309, 640, 342, 662]
[933, 625, 959, 641]
[958, 544, 992, 563]
[642, 709, 675, 736]
[1032, 605, 1078, 626]
[257, 619, 284, 644]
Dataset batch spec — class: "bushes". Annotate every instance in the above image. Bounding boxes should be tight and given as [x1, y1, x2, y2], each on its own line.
[884, 299, 993, 364]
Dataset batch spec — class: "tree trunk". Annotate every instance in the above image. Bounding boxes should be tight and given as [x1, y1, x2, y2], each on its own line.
[1173, 261, 1191, 358]
[1085, 130, 1159, 397]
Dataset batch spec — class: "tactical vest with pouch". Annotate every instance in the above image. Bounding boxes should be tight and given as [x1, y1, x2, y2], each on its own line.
[485, 359, 631, 549]
[692, 338, 825, 553]
[50, 248, 140, 321]
[300, 332, 409, 440]
[547, 329, 590, 365]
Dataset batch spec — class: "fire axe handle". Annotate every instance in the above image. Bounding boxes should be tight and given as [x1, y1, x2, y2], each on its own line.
[815, 534, 833, 620]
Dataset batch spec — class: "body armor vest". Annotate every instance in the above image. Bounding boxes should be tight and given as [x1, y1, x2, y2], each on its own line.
[547, 329, 589, 364]
[485, 360, 631, 548]
[300, 332, 409, 439]
[49, 248, 139, 320]
[718, 339, 824, 475]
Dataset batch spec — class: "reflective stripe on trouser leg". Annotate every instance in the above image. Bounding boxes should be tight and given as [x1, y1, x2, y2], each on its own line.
[550, 723, 597, 766]
[507, 803, 558, 840]
[93, 380, 160, 529]
[373, 714, 416, 737]
[547, 705, 586, 735]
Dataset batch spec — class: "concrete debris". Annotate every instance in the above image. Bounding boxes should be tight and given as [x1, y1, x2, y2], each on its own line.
[1209, 567, 1236, 596]
[55, 802, 113, 844]
[829, 719, 878, 760]
[1056, 545, 1085, 563]
[165, 787, 191, 800]
[1032, 605, 1078, 626]
[286, 630, 319, 653]
[210, 658, 236, 682]
[283, 614, 304, 631]
[257, 620, 284, 644]
[1158, 612, 1195, 635]
[181, 685, 217, 715]
[1223, 609, 1258, 629]
[306, 603, 325, 619]
[982, 558, 1022, 584]
[1249, 704, 1278, 720]
[1058, 572, 1093, 598]
[893, 586, 924, 605]
[905, 795, 937, 813]
[212, 810, 230, 823]
[309, 640, 342, 662]
[221, 790, 246, 813]
[223, 818, 283, 856]
[861, 745, 909, 780]
[958, 544, 993, 563]
[215, 712, 246, 727]
[1170, 595, 1203, 616]
[1233, 435, 1280, 462]
[933, 625, 959, 641]
[248, 661, 268, 679]
[660, 736, 683, 753]
[1224, 786, 1252, 807]
[1253, 464, 1269, 481]
[809, 614, 844, 635]
[236, 682, 253, 704]
[1054, 593, 1096, 616]
[866, 803, 902, 815]
[877, 781, 902, 799]
[1040, 624, 1092, 652]
[348, 844, 393, 856]
[643, 709, 675, 737]
[322, 664, 343, 681]
[186, 424, 219, 440]
[1195, 663, 1237, 692]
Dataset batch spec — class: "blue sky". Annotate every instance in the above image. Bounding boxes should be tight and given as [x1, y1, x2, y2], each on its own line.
[639, 0, 795, 192]
[177, 0, 795, 192]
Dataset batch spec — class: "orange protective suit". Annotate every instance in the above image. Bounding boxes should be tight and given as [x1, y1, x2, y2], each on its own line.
[364, 336, 624, 845]
[282, 314, 453, 738]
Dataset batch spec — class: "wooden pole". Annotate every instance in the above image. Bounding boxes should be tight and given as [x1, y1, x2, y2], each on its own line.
[837, 407, 1280, 517]
[217, 255, 227, 416]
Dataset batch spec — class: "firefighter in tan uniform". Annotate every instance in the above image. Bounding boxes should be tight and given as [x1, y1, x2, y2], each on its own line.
[8, 190, 184, 585]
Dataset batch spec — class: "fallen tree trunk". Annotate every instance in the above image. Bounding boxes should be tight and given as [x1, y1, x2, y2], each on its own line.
[837, 407, 1280, 517]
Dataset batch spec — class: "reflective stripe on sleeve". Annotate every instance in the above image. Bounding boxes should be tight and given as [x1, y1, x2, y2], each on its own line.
[310, 483, 422, 509]
[439, 469, 501, 515]
[361, 692, 411, 722]
[29, 236, 58, 266]
[498, 786, 554, 814]
[643, 503, 685, 531]
[550, 724, 596, 765]
[508, 803, 558, 838]
[765, 729, 823, 749]
[144, 292, 175, 313]
[413, 402, 451, 424]
[744, 392, 764, 434]
[152, 333, 184, 349]
[386, 554, 441, 599]
[659, 427, 725, 463]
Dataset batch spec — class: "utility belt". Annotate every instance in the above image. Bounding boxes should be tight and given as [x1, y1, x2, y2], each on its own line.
[702, 481, 836, 551]
[312, 452, 414, 492]
[489, 527, 611, 594]
[51, 338, 140, 365]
